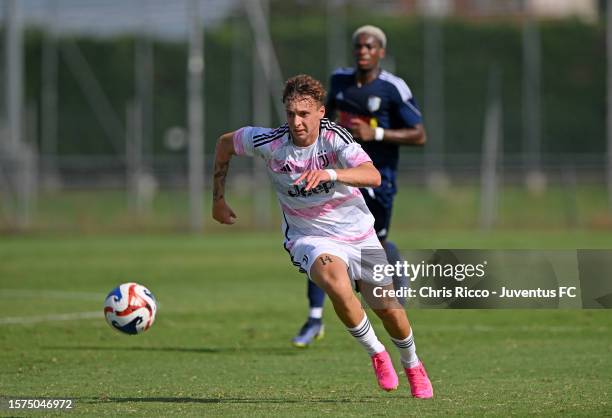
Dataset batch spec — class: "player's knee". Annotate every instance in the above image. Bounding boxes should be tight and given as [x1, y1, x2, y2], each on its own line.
[313, 270, 348, 294]
[310, 255, 350, 294]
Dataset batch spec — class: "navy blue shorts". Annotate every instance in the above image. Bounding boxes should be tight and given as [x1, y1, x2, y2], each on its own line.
[360, 171, 396, 240]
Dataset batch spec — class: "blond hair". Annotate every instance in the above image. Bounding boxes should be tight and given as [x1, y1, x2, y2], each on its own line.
[352, 25, 387, 48]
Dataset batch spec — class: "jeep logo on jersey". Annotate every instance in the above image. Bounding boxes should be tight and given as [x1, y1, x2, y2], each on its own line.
[367, 96, 382, 112]
[288, 181, 335, 197]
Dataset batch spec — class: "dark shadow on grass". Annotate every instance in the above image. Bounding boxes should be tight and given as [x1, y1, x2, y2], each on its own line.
[78, 396, 387, 404]
[42, 345, 299, 355]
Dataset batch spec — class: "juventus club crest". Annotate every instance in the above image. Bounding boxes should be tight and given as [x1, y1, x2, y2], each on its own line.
[367, 95, 382, 112]
[317, 151, 330, 168]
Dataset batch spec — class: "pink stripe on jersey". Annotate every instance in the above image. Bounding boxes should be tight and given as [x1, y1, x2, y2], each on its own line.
[281, 188, 361, 219]
[269, 137, 285, 151]
[329, 226, 376, 242]
[233, 128, 246, 155]
[269, 153, 338, 173]
[346, 151, 372, 168]
[283, 226, 375, 250]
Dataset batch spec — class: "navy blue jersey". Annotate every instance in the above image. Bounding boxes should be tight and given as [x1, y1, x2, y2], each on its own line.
[326, 67, 423, 239]
[326, 67, 422, 172]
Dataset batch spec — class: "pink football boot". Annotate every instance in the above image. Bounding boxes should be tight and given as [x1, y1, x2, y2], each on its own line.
[370, 351, 399, 391]
[405, 361, 434, 399]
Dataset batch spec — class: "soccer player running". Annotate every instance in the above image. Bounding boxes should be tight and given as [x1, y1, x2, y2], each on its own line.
[212, 74, 433, 398]
[292, 25, 426, 349]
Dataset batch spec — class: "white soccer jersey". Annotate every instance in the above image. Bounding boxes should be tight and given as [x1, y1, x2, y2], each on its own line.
[233, 118, 376, 250]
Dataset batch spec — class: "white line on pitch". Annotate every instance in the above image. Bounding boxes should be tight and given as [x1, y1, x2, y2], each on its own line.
[0, 311, 102, 325]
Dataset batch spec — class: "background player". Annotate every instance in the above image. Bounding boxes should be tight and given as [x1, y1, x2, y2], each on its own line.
[212, 74, 433, 398]
[292, 25, 426, 348]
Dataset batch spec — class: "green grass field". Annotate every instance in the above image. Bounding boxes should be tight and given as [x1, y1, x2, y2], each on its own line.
[1, 232, 611, 416]
[2, 183, 611, 233]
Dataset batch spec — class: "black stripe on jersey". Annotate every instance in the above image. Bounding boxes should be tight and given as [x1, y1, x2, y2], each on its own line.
[282, 212, 290, 241]
[330, 125, 354, 144]
[253, 127, 288, 144]
[253, 124, 287, 139]
[282, 212, 307, 274]
[253, 129, 289, 148]
[321, 119, 354, 144]
[254, 133, 286, 149]
[253, 130, 288, 145]
[253, 125, 289, 143]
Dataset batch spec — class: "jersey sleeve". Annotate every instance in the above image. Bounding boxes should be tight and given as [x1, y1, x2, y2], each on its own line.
[232, 127, 256, 157]
[391, 78, 423, 127]
[329, 125, 373, 168]
[233, 126, 284, 159]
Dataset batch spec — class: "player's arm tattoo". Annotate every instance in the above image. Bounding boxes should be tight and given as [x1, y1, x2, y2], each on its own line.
[213, 160, 229, 202]
[319, 255, 333, 266]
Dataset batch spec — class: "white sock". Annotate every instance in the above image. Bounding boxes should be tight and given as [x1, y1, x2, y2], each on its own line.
[391, 330, 419, 369]
[309, 307, 323, 319]
[347, 313, 385, 356]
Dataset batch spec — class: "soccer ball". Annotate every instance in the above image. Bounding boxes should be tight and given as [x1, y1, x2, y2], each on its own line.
[104, 282, 157, 335]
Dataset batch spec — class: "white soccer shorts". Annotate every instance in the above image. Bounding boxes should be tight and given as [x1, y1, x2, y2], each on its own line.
[289, 233, 393, 287]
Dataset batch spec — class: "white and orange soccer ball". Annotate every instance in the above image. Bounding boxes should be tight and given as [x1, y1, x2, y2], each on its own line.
[104, 283, 157, 335]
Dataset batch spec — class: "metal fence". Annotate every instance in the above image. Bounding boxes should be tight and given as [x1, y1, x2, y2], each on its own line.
[0, 0, 609, 232]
